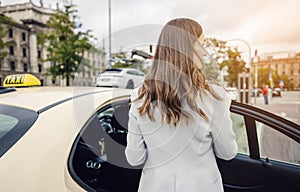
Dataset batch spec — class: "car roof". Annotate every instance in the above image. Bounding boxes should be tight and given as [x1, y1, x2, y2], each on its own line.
[107, 68, 139, 71]
[0, 86, 129, 112]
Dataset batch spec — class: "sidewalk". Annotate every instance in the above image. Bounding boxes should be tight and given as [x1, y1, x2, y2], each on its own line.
[251, 95, 281, 107]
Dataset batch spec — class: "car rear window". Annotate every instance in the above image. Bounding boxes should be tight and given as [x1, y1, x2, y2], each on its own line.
[0, 114, 18, 139]
[0, 104, 38, 157]
[103, 69, 123, 74]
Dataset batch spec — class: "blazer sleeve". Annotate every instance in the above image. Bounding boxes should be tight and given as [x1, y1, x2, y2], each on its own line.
[125, 89, 147, 166]
[210, 92, 238, 160]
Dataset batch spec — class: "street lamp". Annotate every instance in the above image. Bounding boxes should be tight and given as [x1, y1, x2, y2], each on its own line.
[108, 0, 112, 69]
[254, 49, 258, 105]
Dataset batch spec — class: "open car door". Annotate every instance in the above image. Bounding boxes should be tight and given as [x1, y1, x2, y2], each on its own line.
[218, 101, 300, 192]
[67, 99, 300, 192]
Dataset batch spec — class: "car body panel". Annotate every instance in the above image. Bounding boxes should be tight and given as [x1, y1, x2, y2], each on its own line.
[0, 87, 101, 111]
[0, 87, 131, 192]
[0, 102, 78, 191]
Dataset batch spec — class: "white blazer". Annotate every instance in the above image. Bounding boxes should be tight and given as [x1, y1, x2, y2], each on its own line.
[125, 84, 238, 192]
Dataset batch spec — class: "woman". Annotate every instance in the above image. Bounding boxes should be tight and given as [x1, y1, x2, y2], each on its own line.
[263, 84, 269, 105]
[125, 18, 237, 192]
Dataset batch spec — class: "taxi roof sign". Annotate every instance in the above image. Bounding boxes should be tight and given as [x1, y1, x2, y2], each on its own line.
[3, 74, 41, 87]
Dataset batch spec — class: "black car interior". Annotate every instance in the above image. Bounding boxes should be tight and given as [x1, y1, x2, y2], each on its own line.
[69, 102, 142, 192]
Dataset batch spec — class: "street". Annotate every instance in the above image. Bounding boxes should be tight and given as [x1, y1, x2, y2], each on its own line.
[252, 91, 300, 125]
[251, 91, 300, 165]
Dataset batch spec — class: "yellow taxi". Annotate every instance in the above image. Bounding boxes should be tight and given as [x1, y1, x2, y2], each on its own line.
[0, 74, 299, 192]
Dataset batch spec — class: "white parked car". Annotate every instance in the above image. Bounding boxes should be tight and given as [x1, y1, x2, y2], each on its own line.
[95, 68, 145, 89]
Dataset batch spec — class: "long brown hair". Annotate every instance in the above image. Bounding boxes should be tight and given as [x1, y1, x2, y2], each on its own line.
[133, 18, 222, 126]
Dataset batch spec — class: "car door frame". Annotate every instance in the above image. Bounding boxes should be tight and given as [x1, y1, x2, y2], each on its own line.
[217, 101, 300, 192]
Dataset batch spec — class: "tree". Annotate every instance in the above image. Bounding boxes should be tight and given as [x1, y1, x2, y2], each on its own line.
[111, 51, 148, 73]
[203, 38, 246, 87]
[257, 68, 291, 89]
[38, 2, 93, 86]
[112, 51, 132, 68]
[222, 47, 246, 87]
[0, 15, 12, 67]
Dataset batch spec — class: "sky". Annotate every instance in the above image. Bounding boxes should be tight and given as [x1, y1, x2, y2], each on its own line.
[2, 0, 300, 57]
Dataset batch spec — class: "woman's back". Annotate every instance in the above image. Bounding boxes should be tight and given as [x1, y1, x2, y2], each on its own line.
[126, 84, 237, 192]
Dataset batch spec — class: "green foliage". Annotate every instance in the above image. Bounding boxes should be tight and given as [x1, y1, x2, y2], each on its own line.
[203, 38, 246, 87]
[257, 68, 291, 88]
[257, 68, 271, 87]
[222, 47, 246, 87]
[112, 51, 131, 68]
[0, 15, 12, 59]
[111, 51, 146, 71]
[38, 2, 93, 86]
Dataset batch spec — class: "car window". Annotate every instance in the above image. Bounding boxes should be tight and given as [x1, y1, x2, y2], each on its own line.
[231, 112, 249, 155]
[0, 114, 18, 139]
[256, 121, 300, 166]
[126, 70, 137, 75]
[0, 104, 38, 157]
[103, 69, 122, 74]
[136, 71, 145, 76]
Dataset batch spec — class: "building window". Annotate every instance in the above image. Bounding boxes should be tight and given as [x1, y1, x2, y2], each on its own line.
[10, 61, 15, 71]
[23, 63, 28, 72]
[291, 70, 294, 75]
[22, 32, 26, 41]
[38, 64, 42, 73]
[282, 71, 285, 75]
[40, 79, 44, 86]
[38, 50, 42, 58]
[8, 28, 13, 38]
[22, 48, 27, 57]
[9, 46, 14, 55]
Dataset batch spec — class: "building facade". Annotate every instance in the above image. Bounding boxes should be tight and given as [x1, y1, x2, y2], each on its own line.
[254, 52, 300, 89]
[0, 1, 106, 86]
